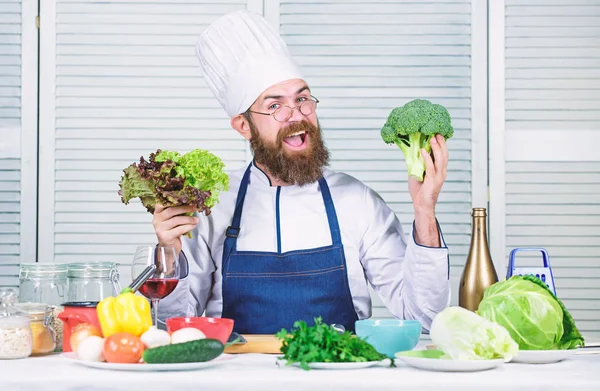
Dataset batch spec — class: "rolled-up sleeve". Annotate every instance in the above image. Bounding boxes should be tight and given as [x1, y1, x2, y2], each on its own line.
[358, 186, 450, 333]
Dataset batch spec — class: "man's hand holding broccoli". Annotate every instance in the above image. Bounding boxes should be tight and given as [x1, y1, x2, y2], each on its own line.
[380, 99, 453, 247]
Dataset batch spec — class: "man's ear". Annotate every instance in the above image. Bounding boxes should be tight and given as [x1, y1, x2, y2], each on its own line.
[231, 114, 252, 141]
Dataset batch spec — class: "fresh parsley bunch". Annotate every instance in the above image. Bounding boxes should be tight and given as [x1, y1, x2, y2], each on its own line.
[275, 317, 393, 370]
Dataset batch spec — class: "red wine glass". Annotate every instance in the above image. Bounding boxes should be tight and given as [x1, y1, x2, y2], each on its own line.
[131, 245, 180, 327]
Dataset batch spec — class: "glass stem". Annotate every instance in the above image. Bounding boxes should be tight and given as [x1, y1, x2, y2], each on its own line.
[152, 299, 160, 327]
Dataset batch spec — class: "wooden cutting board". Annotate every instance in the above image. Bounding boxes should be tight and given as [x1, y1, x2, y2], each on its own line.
[224, 334, 282, 354]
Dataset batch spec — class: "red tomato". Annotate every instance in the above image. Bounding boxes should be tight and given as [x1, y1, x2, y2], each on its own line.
[103, 333, 145, 364]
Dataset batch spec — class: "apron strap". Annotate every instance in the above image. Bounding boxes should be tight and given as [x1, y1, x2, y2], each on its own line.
[223, 163, 252, 255]
[318, 177, 343, 247]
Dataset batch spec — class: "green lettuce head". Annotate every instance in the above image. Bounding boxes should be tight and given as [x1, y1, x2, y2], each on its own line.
[430, 306, 519, 361]
[477, 275, 584, 350]
[119, 148, 230, 238]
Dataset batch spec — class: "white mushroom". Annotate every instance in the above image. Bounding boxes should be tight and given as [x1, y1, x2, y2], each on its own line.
[140, 326, 171, 349]
[76, 336, 105, 362]
[170, 328, 206, 344]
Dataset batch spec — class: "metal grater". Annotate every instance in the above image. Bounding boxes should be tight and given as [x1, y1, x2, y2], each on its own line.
[506, 247, 557, 295]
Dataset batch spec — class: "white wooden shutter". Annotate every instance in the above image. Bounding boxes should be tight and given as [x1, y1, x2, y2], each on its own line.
[0, 0, 37, 287]
[38, 0, 251, 283]
[0, 0, 21, 287]
[275, 0, 479, 317]
[502, 0, 600, 338]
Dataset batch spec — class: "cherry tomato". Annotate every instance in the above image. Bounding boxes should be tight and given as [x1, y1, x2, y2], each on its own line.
[103, 332, 145, 364]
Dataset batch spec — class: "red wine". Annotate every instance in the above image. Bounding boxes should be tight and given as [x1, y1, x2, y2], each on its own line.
[139, 278, 179, 300]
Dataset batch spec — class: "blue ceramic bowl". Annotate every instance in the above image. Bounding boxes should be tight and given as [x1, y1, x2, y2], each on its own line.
[355, 319, 422, 358]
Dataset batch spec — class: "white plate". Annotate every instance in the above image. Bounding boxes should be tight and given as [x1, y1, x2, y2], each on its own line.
[395, 350, 504, 372]
[280, 358, 387, 370]
[510, 349, 577, 364]
[62, 352, 235, 371]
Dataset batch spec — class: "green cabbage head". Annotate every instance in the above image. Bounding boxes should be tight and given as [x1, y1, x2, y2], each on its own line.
[430, 306, 519, 361]
[477, 275, 584, 350]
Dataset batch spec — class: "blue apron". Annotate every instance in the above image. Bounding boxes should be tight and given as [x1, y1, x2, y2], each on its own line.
[221, 164, 359, 334]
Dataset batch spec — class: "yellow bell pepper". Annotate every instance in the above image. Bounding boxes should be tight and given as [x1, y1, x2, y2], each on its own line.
[97, 288, 152, 338]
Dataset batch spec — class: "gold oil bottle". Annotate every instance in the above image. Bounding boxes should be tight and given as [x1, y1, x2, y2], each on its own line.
[459, 207, 499, 311]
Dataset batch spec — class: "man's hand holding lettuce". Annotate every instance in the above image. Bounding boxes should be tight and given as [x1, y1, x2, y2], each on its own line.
[118, 149, 230, 238]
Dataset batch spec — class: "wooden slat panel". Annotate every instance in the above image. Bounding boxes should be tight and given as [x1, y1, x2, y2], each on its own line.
[0, 0, 21, 284]
[0, 263, 19, 288]
[505, 1, 600, 131]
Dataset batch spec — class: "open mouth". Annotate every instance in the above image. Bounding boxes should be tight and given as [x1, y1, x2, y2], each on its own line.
[282, 131, 308, 150]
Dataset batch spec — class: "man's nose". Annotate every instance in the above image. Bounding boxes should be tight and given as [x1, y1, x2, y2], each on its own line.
[287, 106, 305, 122]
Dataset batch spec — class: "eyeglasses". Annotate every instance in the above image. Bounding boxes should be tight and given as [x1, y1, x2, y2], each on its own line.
[247, 96, 319, 122]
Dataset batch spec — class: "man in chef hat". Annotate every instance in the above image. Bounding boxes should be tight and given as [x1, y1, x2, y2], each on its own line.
[155, 10, 451, 335]
[197, 9, 328, 187]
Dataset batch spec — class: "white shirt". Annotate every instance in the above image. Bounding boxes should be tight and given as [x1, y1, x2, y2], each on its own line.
[159, 162, 451, 332]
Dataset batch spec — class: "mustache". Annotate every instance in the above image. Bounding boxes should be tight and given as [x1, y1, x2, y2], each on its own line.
[277, 121, 318, 143]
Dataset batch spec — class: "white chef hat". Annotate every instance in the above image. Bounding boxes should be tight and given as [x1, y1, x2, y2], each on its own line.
[196, 10, 304, 117]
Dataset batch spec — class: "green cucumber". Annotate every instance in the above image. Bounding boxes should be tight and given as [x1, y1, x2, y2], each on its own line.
[143, 338, 225, 364]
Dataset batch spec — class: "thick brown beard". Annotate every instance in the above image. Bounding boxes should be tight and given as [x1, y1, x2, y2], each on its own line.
[247, 117, 330, 186]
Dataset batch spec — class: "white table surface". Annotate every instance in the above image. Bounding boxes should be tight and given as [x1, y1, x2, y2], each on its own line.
[1, 347, 599, 391]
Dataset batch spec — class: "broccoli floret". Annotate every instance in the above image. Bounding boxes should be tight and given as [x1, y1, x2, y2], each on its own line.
[380, 99, 454, 181]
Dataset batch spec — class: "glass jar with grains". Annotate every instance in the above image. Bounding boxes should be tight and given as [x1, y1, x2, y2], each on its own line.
[15, 303, 57, 355]
[0, 288, 32, 359]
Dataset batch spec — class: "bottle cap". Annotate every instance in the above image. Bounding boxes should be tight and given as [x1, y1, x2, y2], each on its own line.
[472, 208, 487, 217]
